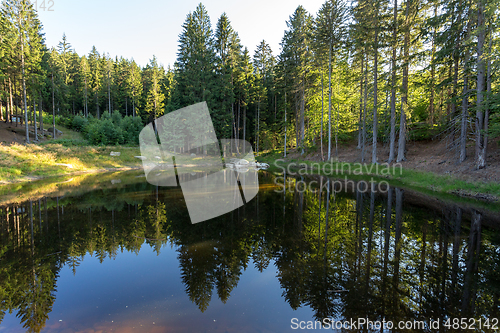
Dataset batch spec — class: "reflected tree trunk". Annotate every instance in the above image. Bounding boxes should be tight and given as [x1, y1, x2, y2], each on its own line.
[393, 188, 403, 310]
[382, 187, 393, 316]
[451, 207, 462, 310]
[461, 210, 482, 315]
[366, 190, 375, 291]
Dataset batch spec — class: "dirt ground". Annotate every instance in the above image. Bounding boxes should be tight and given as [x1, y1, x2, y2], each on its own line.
[0, 120, 57, 143]
[287, 136, 500, 184]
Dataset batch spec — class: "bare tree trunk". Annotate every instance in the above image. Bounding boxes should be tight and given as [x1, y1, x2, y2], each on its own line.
[20, 28, 29, 143]
[397, 0, 410, 163]
[52, 73, 56, 139]
[9, 77, 13, 124]
[256, 100, 260, 154]
[328, 43, 332, 160]
[320, 66, 324, 161]
[372, 12, 379, 164]
[428, 4, 437, 126]
[483, 33, 492, 162]
[357, 56, 364, 149]
[96, 92, 100, 119]
[33, 95, 37, 141]
[84, 76, 88, 117]
[335, 102, 339, 159]
[39, 92, 43, 132]
[388, 0, 398, 163]
[459, 19, 472, 163]
[108, 68, 111, 115]
[361, 53, 368, 163]
[475, 0, 486, 169]
[451, 55, 459, 119]
[300, 79, 305, 155]
[284, 92, 287, 157]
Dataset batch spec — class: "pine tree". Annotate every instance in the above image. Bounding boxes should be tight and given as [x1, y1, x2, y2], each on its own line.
[280, 6, 314, 155]
[88, 46, 102, 118]
[79, 55, 90, 117]
[253, 40, 274, 153]
[126, 59, 142, 118]
[144, 56, 165, 122]
[174, 3, 226, 137]
[316, 0, 347, 160]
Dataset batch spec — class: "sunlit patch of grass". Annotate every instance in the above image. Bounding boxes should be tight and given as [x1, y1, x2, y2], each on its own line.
[0, 142, 141, 183]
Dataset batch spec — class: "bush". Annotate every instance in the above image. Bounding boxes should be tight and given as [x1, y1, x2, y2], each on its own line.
[55, 112, 144, 146]
[71, 115, 88, 132]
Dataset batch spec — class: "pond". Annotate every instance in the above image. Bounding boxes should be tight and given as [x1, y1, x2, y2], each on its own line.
[0, 170, 499, 332]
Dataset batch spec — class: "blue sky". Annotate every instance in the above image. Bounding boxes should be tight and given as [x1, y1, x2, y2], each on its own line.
[36, 0, 326, 68]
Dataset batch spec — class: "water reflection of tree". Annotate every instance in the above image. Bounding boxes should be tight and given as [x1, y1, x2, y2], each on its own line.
[1, 173, 500, 332]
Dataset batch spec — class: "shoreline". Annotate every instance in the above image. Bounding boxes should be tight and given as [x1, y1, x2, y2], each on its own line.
[261, 155, 500, 203]
[0, 166, 143, 186]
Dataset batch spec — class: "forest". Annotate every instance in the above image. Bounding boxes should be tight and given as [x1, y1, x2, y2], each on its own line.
[0, 0, 499, 169]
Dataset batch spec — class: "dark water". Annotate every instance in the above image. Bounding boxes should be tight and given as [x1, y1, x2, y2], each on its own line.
[0, 171, 499, 332]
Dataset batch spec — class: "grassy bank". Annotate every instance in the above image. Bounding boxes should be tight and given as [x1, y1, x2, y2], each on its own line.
[0, 142, 141, 184]
[260, 152, 500, 201]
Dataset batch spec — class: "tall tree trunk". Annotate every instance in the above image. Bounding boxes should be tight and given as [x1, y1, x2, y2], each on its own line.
[475, 0, 486, 169]
[33, 95, 37, 140]
[361, 52, 368, 163]
[483, 32, 492, 162]
[389, 0, 398, 163]
[84, 77, 88, 117]
[459, 19, 472, 163]
[357, 56, 363, 150]
[96, 92, 100, 119]
[300, 79, 305, 155]
[284, 92, 287, 157]
[14, 77, 19, 127]
[328, 43, 332, 160]
[451, 55, 459, 121]
[256, 100, 260, 154]
[428, 4, 437, 126]
[108, 69, 111, 115]
[52, 73, 56, 139]
[320, 66, 324, 161]
[397, 0, 410, 163]
[21, 28, 29, 143]
[39, 92, 43, 132]
[372, 11, 379, 164]
[9, 77, 13, 124]
[335, 102, 339, 159]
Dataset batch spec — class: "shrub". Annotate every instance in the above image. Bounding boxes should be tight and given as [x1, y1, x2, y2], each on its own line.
[71, 115, 88, 132]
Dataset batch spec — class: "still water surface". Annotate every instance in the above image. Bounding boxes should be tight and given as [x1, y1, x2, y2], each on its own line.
[0, 171, 499, 332]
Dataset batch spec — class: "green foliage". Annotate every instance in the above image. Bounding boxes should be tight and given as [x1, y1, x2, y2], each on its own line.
[408, 122, 436, 141]
[71, 115, 88, 132]
[58, 112, 142, 146]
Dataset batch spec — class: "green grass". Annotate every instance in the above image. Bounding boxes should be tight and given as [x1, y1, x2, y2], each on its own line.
[0, 141, 141, 184]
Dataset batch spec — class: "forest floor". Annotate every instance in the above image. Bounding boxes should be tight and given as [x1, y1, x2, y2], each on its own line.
[262, 136, 500, 201]
[298, 136, 500, 184]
